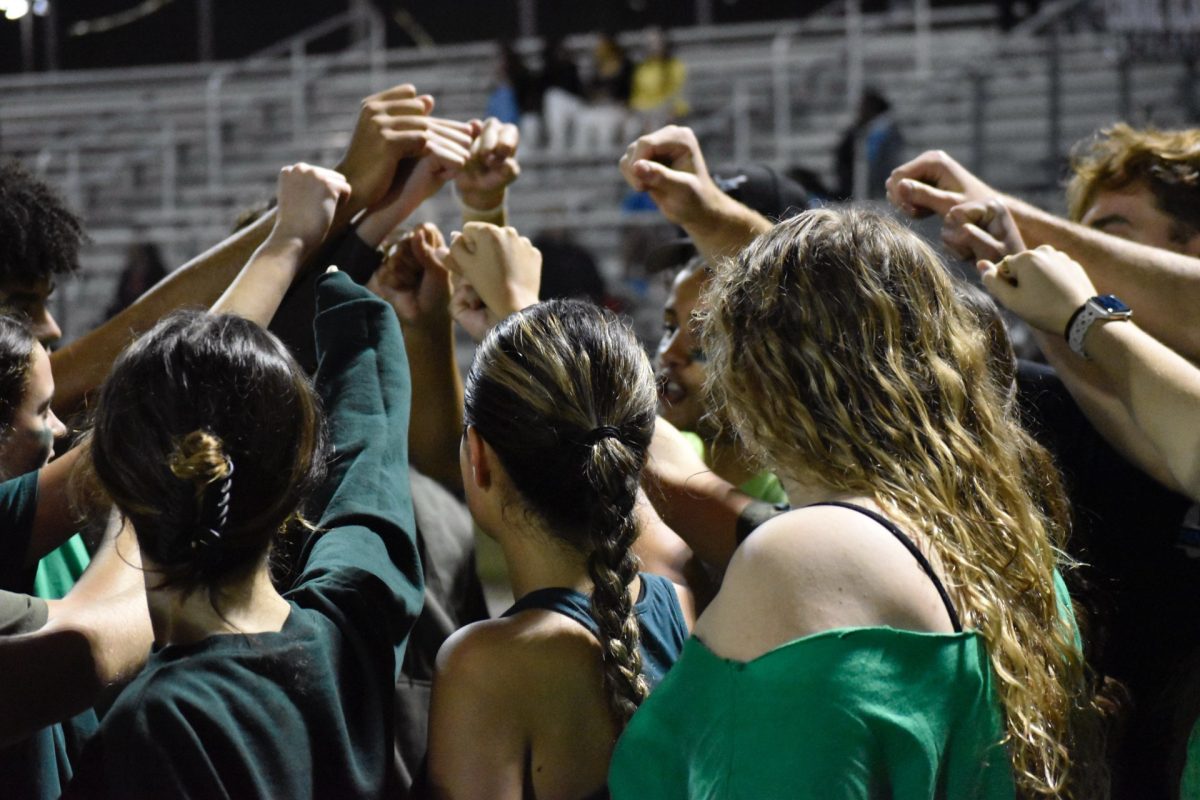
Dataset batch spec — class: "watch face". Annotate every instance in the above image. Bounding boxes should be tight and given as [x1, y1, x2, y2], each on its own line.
[1093, 294, 1132, 315]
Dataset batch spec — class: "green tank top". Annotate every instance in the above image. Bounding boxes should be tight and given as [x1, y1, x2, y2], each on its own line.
[608, 627, 1015, 799]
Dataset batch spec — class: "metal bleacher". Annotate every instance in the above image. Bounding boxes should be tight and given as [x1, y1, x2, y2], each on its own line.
[0, 2, 1194, 340]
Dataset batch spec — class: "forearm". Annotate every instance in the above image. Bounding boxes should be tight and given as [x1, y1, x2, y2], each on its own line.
[402, 319, 465, 495]
[57, 514, 143, 609]
[26, 448, 84, 566]
[311, 272, 415, 536]
[0, 586, 150, 748]
[683, 193, 772, 264]
[459, 201, 507, 228]
[210, 237, 306, 325]
[1087, 321, 1200, 500]
[51, 210, 277, 418]
[1009, 198, 1200, 360]
[1032, 329, 1181, 491]
[641, 468, 752, 570]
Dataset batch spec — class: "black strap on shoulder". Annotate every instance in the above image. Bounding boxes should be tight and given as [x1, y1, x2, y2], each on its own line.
[807, 501, 963, 633]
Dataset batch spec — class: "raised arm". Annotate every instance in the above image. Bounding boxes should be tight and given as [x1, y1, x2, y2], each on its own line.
[888, 149, 1200, 361]
[290, 269, 421, 664]
[49, 212, 273, 420]
[443, 222, 542, 343]
[943, 199, 1182, 491]
[641, 415, 759, 571]
[368, 223, 464, 494]
[981, 246, 1200, 501]
[28, 158, 351, 568]
[619, 125, 772, 262]
[211, 164, 350, 324]
[50, 83, 471, 419]
[453, 117, 521, 228]
[0, 516, 150, 748]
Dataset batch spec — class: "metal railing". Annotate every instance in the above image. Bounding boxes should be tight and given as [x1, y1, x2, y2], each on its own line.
[205, 4, 385, 191]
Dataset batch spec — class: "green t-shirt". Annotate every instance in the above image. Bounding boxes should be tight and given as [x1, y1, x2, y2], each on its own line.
[34, 535, 91, 600]
[0, 471, 40, 591]
[63, 272, 422, 800]
[680, 431, 787, 505]
[611, 567, 1079, 799]
[1181, 720, 1200, 799]
[609, 629, 1015, 799]
[0, 470, 98, 800]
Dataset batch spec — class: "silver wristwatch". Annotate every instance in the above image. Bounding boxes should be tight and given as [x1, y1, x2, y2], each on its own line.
[1065, 295, 1132, 358]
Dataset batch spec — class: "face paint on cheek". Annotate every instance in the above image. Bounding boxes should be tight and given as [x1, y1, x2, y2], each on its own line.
[35, 425, 54, 465]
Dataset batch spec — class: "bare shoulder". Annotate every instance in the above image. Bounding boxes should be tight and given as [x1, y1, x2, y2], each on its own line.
[695, 504, 956, 661]
[435, 611, 603, 702]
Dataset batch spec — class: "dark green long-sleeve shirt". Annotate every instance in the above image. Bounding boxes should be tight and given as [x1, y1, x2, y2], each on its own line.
[63, 271, 422, 800]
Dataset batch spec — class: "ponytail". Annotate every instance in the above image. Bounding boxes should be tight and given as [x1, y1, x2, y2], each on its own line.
[583, 435, 649, 727]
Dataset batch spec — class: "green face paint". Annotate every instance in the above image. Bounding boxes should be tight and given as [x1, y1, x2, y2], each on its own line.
[33, 425, 54, 465]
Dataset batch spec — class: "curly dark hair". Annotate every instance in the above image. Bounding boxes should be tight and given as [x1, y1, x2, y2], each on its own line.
[0, 159, 84, 285]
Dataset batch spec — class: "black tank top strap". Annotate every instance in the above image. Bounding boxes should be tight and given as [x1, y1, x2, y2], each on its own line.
[501, 587, 598, 636]
[806, 501, 963, 633]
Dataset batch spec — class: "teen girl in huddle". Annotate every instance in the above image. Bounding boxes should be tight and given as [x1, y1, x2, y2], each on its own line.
[610, 208, 1100, 799]
[62, 164, 425, 799]
[423, 236, 694, 798]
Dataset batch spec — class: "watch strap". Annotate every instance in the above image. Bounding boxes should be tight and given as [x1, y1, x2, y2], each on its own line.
[1066, 296, 1131, 359]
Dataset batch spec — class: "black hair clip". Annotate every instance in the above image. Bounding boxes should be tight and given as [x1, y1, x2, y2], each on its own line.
[192, 459, 235, 550]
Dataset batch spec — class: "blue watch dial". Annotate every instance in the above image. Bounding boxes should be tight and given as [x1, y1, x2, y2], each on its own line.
[1094, 294, 1131, 314]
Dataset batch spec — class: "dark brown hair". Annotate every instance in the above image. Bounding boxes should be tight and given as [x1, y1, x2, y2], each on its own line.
[85, 310, 328, 592]
[464, 299, 657, 726]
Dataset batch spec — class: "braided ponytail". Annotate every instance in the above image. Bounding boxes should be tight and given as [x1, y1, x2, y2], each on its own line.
[583, 436, 650, 726]
[464, 299, 659, 729]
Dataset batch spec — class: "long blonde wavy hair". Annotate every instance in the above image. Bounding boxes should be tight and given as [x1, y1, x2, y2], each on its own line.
[700, 208, 1099, 797]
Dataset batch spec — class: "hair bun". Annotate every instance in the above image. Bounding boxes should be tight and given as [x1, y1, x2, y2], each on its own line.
[169, 430, 231, 490]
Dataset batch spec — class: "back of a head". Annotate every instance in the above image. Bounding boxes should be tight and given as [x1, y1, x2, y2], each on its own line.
[464, 299, 657, 725]
[700, 206, 1097, 797]
[0, 160, 84, 286]
[86, 311, 328, 592]
[701, 207, 999, 486]
[1067, 123, 1200, 229]
[0, 316, 37, 438]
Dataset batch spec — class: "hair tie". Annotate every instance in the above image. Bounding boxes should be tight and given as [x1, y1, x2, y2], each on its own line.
[583, 425, 623, 446]
[193, 458, 235, 550]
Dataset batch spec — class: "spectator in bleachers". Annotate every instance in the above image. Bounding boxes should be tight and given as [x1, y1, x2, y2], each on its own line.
[539, 36, 585, 154]
[105, 241, 168, 321]
[575, 32, 634, 155]
[628, 28, 688, 136]
[889, 128, 1200, 797]
[834, 87, 904, 201]
[485, 41, 539, 136]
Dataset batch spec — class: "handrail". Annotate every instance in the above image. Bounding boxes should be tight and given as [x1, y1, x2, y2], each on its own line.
[205, 6, 383, 190]
[1013, 0, 1091, 36]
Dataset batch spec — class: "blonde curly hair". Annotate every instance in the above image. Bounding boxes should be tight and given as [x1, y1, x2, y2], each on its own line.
[700, 207, 1101, 797]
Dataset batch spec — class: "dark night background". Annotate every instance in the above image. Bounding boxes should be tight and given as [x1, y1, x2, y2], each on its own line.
[0, 1, 856, 74]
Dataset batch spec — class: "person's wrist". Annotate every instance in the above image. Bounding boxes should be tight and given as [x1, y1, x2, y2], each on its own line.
[401, 308, 454, 337]
[261, 231, 312, 261]
[504, 285, 539, 313]
[457, 187, 507, 213]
